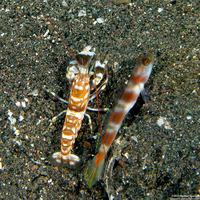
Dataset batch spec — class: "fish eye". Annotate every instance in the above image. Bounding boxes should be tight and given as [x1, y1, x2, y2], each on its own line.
[143, 58, 150, 66]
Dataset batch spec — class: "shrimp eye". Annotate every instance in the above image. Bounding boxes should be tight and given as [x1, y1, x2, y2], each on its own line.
[143, 58, 150, 66]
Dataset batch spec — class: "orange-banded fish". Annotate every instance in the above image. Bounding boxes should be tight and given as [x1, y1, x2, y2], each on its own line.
[85, 52, 154, 188]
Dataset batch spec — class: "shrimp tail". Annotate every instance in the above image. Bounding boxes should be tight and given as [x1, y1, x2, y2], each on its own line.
[85, 155, 105, 188]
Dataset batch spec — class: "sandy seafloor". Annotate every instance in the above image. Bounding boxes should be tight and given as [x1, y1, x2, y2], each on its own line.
[1, 0, 199, 199]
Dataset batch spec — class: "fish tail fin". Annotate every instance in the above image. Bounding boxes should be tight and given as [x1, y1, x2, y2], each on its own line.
[85, 155, 105, 188]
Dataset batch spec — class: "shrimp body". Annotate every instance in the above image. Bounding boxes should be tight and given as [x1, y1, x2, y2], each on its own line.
[85, 53, 154, 187]
[52, 73, 90, 165]
[52, 46, 107, 165]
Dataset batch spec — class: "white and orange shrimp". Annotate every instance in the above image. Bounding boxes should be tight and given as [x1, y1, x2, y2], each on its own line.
[85, 52, 155, 188]
[41, 9, 108, 165]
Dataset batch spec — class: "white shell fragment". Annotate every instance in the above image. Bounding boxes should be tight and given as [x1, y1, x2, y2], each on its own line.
[29, 89, 39, 97]
[157, 116, 172, 130]
[93, 17, 105, 25]
[96, 18, 104, 23]
[62, 0, 68, 7]
[8, 110, 16, 125]
[14, 129, 20, 136]
[19, 115, 24, 122]
[15, 101, 21, 107]
[78, 10, 86, 17]
[21, 101, 26, 108]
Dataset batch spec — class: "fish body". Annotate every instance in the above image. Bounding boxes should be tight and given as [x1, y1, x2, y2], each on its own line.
[85, 53, 154, 188]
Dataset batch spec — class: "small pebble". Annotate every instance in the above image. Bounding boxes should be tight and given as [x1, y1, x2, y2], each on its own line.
[83, 141, 91, 149]
[158, 8, 163, 13]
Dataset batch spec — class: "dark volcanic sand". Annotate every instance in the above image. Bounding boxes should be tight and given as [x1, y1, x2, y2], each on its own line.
[1, 0, 199, 199]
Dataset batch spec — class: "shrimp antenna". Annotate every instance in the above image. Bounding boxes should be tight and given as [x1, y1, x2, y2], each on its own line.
[41, 8, 79, 63]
